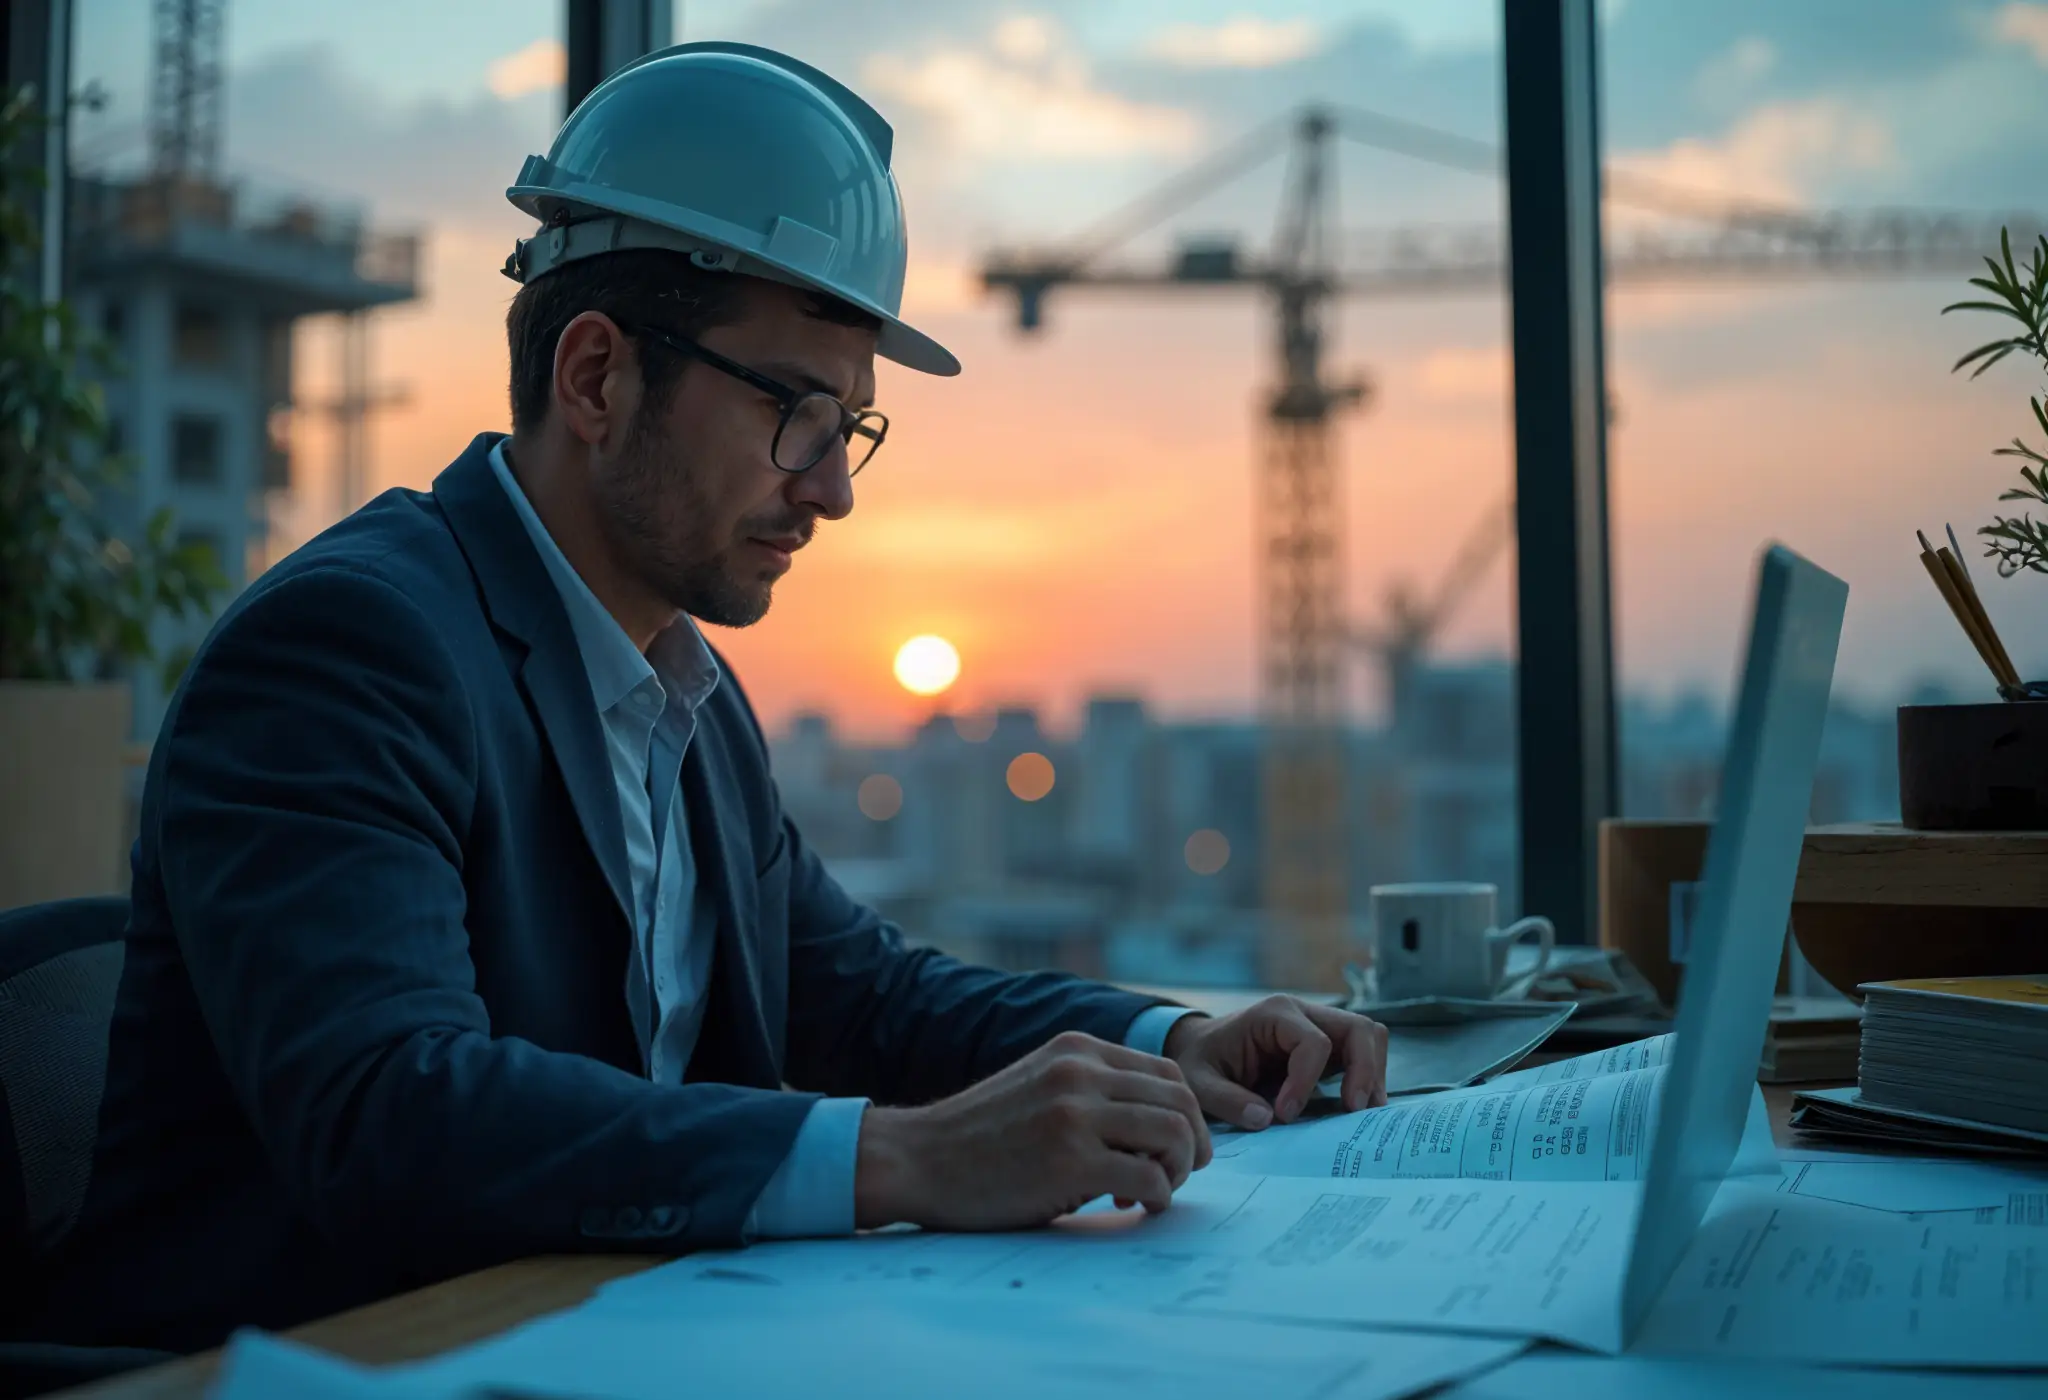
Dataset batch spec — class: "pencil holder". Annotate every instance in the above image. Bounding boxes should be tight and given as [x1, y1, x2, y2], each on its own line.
[1897, 700, 2048, 830]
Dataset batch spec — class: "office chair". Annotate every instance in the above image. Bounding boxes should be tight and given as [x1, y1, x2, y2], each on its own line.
[0, 896, 171, 1397]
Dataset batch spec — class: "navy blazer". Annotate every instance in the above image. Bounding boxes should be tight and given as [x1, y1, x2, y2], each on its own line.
[35, 434, 1161, 1353]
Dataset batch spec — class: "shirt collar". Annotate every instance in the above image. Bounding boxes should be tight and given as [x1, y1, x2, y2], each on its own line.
[487, 438, 721, 717]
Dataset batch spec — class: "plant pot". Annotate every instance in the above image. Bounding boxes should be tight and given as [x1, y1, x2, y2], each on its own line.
[1792, 902, 2044, 998]
[1897, 702, 2048, 830]
[0, 680, 132, 911]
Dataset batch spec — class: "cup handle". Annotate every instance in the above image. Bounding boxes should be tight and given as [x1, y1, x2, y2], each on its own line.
[1493, 916, 1555, 996]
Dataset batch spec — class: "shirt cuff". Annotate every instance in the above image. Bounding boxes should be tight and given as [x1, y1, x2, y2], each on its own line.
[1124, 1005, 1201, 1059]
[748, 1097, 870, 1240]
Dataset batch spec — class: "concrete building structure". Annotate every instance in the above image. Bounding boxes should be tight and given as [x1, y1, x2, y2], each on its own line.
[66, 173, 419, 735]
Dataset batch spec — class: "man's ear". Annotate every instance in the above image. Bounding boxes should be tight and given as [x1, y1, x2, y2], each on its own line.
[551, 312, 642, 449]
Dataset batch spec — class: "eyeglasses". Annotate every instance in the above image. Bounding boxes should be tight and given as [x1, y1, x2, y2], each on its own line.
[625, 323, 888, 477]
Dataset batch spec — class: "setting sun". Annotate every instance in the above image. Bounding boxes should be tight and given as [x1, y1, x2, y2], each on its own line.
[892, 635, 961, 697]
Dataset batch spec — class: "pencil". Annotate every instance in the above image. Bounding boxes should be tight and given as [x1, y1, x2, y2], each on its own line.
[1917, 535, 2009, 689]
[1937, 546, 2020, 688]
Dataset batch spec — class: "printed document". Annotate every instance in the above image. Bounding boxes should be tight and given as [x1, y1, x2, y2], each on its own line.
[1773, 1157, 2048, 1224]
[1631, 1181, 2048, 1367]
[598, 1170, 1638, 1353]
[213, 1333, 441, 1400]
[396, 1286, 1530, 1400]
[1443, 1350, 2048, 1400]
[217, 1305, 1528, 1400]
[1212, 1036, 1775, 1184]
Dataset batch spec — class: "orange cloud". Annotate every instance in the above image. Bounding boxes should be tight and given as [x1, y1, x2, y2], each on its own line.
[1992, 3, 2048, 65]
[487, 38, 566, 101]
[1146, 18, 1322, 70]
[1609, 98, 1893, 210]
[863, 19, 1200, 161]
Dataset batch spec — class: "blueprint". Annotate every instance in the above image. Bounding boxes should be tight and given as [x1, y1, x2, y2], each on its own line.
[596, 1169, 1639, 1354]
[396, 1288, 1529, 1400]
[1773, 1156, 2048, 1224]
[1631, 1181, 2048, 1367]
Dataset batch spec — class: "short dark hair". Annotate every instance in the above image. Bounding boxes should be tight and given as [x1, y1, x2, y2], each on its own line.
[505, 249, 883, 432]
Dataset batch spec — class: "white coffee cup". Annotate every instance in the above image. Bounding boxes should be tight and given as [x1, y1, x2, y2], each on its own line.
[1370, 882, 1554, 1002]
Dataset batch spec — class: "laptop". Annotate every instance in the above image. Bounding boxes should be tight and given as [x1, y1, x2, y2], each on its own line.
[1621, 542, 1848, 1334]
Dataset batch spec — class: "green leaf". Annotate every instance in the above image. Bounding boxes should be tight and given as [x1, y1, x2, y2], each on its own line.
[1958, 344, 2018, 378]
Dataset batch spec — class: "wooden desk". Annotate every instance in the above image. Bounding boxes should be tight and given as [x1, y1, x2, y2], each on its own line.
[64, 1086, 1823, 1400]
[62, 1255, 658, 1398]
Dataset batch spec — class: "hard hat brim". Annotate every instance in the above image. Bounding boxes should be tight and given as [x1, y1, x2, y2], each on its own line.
[508, 179, 959, 377]
[876, 315, 959, 378]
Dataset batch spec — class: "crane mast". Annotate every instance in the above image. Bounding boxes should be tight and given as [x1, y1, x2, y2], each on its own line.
[149, 0, 226, 177]
[1260, 109, 1368, 988]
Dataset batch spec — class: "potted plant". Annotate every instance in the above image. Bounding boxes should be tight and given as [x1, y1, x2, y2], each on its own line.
[0, 86, 222, 908]
[1948, 228, 2048, 579]
[1894, 229, 2048, 830]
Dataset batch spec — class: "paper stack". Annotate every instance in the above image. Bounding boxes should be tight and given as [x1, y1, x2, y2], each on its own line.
[1858, 976, 2048, 1134]
[1758, 994, 1861, 1083]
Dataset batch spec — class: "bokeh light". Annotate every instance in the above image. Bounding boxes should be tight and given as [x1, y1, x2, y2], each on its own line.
[857, 773, 903, 821]
[1184, 828, 1231, 875]
[1006, 752, 1056, 802]
[892, 635, 960, 697]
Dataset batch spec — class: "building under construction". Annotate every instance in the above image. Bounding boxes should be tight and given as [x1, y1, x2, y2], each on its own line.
[63, 0, 420, 738]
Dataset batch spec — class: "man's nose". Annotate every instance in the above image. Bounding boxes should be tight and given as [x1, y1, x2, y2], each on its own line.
[788, 439, 855, 521]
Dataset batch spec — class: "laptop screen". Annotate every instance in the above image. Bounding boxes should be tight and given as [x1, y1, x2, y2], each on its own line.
[1621, 544, 1848, 1335]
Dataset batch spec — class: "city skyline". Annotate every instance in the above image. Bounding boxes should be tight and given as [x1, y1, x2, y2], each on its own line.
[763, 653, 1904, 986]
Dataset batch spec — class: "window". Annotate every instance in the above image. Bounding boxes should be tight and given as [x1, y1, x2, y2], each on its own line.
[68, 0, 542, 737]
[172, 302, 228, 368]
[171, 414, 224, 486]
[1600, 2, 2045, 825]
[68, 0, 1535, 992]
[733, 7, 1520, 989]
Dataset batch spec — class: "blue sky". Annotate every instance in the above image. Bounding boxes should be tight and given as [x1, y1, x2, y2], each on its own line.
[64, 1, 2048, 726]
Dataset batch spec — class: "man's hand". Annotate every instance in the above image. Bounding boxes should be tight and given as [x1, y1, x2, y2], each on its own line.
[1163, 996, 1389, 1129]
[854, 1030, 1209, 1231]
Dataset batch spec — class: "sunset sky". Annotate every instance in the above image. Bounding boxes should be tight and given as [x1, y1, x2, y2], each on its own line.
[71, 0, 2048, 739]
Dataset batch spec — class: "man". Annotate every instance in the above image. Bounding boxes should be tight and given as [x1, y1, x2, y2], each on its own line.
[38, 44, 1388, 1353]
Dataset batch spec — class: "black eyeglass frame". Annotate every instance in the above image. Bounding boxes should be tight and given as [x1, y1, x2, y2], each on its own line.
[624, 323, 888, 476]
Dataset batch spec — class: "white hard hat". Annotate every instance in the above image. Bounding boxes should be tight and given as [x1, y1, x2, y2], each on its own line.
[503, 41, 958, 377]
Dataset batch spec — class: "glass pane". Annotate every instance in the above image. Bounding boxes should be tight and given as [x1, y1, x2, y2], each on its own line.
[68, 0, 1524, 996]
[1602, 2, 2048, 826]
[715, 2, 1520, 991]
[69, 0, 559, 735]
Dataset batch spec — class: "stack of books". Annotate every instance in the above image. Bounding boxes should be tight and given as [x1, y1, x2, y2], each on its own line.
[1858, 976, 2048, 1134]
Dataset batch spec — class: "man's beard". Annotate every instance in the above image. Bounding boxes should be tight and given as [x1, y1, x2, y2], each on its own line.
[598, 411, 801, 629]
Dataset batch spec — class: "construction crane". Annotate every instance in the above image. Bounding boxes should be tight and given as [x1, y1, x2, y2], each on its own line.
[1355, 497, 1515, 740]
[149, 0, 226, 177]
[981, 102, 2038, 990]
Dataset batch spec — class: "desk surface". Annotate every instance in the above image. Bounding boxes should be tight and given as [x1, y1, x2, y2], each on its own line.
[65, 1085, 1818, 1400]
